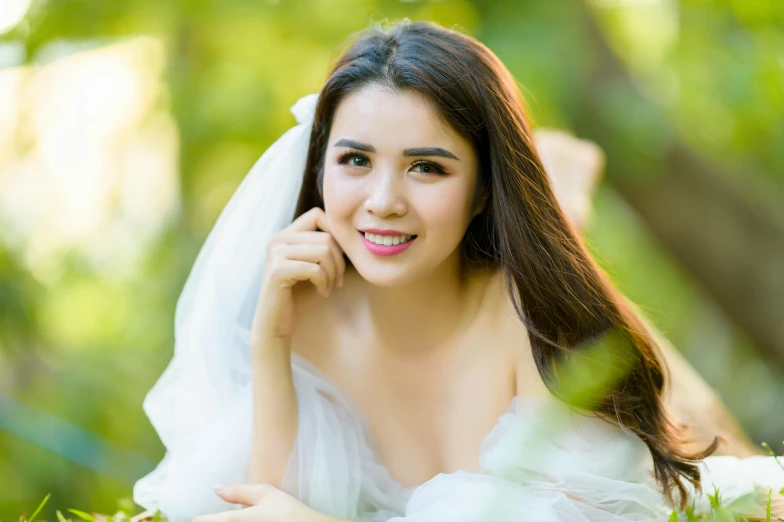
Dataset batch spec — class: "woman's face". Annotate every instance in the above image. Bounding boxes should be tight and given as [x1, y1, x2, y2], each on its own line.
[323, 84, 482, 286]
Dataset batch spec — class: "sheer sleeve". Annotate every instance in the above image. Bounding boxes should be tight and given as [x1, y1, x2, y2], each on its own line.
[282, 353, 408, 521]
[279, 353, 365, 517]
[133, 343, 403, 522]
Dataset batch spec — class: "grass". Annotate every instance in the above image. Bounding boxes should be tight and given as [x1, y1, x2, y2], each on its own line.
[11, 495, 162, 522]
[11, 445, 784, 522]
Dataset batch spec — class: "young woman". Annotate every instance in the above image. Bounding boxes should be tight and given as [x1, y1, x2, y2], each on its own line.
[134, 20, 784, 522]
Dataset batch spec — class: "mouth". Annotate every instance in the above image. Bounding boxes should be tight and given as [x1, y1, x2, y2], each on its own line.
[358, 230, 417, 256]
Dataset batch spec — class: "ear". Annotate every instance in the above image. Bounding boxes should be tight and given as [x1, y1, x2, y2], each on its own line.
[472, 189, 489, 218]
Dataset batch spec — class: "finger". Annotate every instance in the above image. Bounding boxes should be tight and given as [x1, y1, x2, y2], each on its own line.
[278, 231, 346, 289]
[276, 243, 337, 294]
[287, 207, 331, 234]
[271, 259, 330, 297]
[299, 232, 345, 290]
[326, 234, 346, 287]
[213, 483, 275, 507]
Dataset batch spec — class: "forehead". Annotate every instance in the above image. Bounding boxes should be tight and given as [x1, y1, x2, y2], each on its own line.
[330, 85, 472, 156]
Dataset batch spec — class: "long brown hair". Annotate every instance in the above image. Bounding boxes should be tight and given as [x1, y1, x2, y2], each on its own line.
[293, 19, 718, 510]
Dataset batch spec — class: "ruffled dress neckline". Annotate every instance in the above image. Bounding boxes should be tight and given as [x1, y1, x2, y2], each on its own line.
[289, 351, 571, 492]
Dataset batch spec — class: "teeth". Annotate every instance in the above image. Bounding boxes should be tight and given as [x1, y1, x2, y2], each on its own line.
[364, 232, 414, 246]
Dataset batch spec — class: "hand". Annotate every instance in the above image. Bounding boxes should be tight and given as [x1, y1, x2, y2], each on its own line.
[252, 207, 346, 341]
[191, 483, 327, 522]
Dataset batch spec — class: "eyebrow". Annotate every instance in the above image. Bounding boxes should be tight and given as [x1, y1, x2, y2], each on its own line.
[333, 138, 460, 161]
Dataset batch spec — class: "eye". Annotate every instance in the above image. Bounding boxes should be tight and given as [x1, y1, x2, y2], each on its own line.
[411, 160, 447, 176]
[337, 152, 370, 168]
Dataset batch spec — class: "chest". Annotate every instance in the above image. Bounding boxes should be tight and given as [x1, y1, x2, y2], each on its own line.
[289, 278, 546, 488]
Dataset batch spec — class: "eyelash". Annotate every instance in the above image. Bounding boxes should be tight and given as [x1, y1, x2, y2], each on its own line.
[336, 151, 448, 176]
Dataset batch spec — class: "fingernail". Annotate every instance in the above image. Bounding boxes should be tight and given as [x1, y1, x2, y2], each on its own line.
[213, 484, 223, 493]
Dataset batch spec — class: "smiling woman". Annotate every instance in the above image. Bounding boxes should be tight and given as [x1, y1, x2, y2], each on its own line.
[134, 19, 784, 522]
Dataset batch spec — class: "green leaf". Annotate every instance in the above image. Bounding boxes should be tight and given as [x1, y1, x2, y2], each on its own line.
[67, 509, 96, 522]
[153, 509, 161, 522]
[668, 510, 679, 521]
[56, 510, 69, 522]
[707, 485, 722, 509]
[116, 498, 134, 517]
[28, 493, 51, 522]
[713, 505, 735, 522]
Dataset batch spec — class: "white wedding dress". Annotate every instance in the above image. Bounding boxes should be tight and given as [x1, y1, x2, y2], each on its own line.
[134, 340, 784, 522]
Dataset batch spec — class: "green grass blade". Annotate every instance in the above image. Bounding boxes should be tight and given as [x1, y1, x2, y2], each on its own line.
[27, 493, 51, 522]
[56, 510, 69, 522]
[67, 509, 96, 522]
[766, 488, 772, 522]
[761, 442, 784, 473]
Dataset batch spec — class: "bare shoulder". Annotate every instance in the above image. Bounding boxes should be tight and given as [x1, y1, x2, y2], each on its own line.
[479, 269, 552, 400]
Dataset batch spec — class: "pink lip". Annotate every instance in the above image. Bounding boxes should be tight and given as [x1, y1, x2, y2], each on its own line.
[359, 231, 416, 257]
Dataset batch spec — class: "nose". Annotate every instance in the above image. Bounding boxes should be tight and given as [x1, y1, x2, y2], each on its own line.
[363, 168, 408, 217]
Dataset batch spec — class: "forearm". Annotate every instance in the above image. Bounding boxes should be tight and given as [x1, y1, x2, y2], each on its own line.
[248, 334, 299, 487]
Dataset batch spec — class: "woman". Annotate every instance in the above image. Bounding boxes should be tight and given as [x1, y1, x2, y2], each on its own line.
[134, 20, 783, 522]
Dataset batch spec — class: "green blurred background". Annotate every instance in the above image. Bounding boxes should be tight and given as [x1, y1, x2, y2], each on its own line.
[1, 0, 782, 518]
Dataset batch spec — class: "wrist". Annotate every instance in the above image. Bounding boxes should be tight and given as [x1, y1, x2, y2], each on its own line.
[250, 330, 291, 358]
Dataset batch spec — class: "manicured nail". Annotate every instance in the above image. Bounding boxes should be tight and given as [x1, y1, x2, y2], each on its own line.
[213, 484, 224, 493]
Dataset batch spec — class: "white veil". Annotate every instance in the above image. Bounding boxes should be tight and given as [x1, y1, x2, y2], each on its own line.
[133, 92, 319, 519]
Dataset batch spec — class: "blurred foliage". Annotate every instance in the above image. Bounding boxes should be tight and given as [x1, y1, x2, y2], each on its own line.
[1, 0, 783, 519]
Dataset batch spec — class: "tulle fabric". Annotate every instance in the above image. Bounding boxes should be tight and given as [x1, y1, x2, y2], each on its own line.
[276, 355, 784, 522]
[282, 353, 673, 522]
[137, 349, 784, 522]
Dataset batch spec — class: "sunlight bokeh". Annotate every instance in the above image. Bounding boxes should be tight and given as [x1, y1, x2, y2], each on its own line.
[0, 37, 179, 284]
[0, 0, 32, 35]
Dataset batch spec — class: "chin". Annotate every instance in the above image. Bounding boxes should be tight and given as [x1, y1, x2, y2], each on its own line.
[350, 259, 423, 287]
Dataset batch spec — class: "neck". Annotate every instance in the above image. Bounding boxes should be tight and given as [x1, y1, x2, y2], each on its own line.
[352, 255, 488, 358]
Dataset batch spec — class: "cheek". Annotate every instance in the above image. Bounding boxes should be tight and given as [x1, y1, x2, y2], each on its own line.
[323, 167, 342, 208]
[415, 182, 474, 239]
[323, 168, 358, 231]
